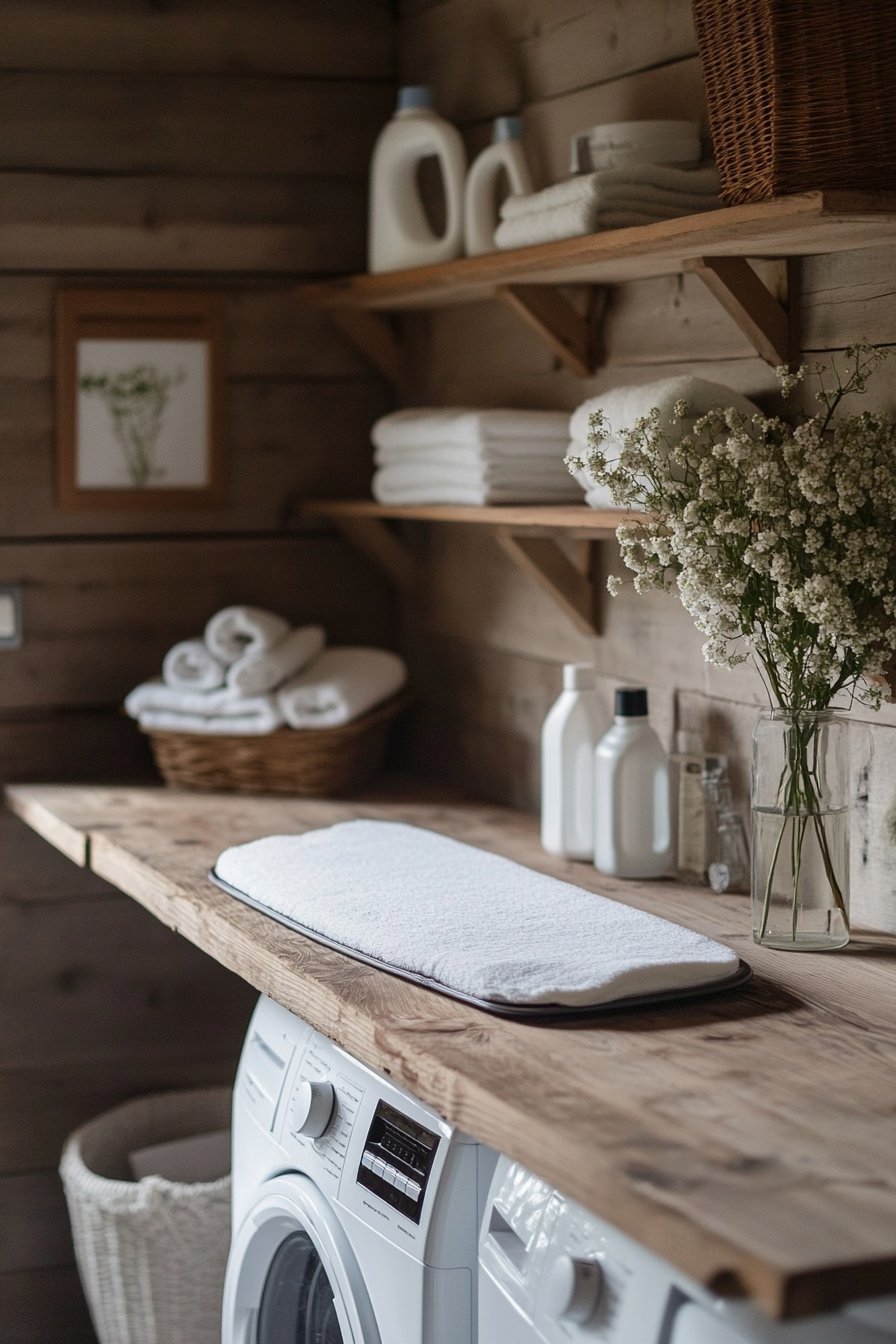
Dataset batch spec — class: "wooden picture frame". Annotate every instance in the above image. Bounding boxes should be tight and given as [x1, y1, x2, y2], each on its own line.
[55, 289, 227, 510]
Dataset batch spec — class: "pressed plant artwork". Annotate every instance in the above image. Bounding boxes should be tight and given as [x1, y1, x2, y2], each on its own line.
[79, 363, 186, 488]
[567, 345, 896, 949]
[56, 289, 226, 510]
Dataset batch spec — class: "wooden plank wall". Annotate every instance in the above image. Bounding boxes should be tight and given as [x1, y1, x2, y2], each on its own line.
[395, 0, 896, 933]
[0, 4, 395, 1338]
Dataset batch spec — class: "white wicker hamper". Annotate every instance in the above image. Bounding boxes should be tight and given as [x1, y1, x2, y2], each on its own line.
[59, 1087, 232, 1344]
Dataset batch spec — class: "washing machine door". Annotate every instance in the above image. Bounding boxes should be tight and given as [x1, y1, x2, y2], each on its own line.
[223, 1174, 381, 1344]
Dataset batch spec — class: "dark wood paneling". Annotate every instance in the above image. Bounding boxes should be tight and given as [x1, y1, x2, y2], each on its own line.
[1, 1, 394, 79]
[0, 73, 393, 176]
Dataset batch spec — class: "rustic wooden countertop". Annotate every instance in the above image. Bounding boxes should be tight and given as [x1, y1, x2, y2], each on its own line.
[7, 782, 896, 1320]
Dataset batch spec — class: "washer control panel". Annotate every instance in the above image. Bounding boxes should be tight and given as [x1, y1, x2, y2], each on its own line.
[285, 1039, 364, 1187]
[356, 1099, 439, 1225]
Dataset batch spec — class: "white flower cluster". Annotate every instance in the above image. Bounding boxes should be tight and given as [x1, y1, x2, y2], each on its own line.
[566, 345, 896, 710]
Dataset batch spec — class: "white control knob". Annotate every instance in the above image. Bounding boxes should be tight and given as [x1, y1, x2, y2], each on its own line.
[543, 1254, 603, 1324]
[291, 1080, 335, 1138]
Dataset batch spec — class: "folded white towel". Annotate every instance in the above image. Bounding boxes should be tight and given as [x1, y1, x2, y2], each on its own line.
[567, 376, 763, 508]
[374, 458, 576, 488]
[374, 439, 571, 466]
[138, 701, 284, 735]
[162, 639, 227, 692]
[226, 625, 326, 696]
[494, 165, 721, 249]
[278, 647, 406, 729]
[125, 680, 283, 735]
[499, 164, 720, 219]
[204, 606, 291, 666]
[126, 680, 242, 718]
[372, 470, 584, 507]
[372, 408, 571, 452]
[213, 820, 740, 1007]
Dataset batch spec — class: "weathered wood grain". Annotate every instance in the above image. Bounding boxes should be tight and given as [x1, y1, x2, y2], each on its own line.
[11, 784, 896, 1318]
[399, 0, 696, 125]
[0, 73, 393, 176]
[0, 1, 394, 79]
[0, 534, 394, 710]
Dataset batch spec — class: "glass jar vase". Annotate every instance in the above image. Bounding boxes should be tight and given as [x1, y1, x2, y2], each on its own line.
[751, 709, 850, 951]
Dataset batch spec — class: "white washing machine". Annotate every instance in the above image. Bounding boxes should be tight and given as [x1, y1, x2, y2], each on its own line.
[223, 996, 498, 1344]
[479, 1156, 896, 1344]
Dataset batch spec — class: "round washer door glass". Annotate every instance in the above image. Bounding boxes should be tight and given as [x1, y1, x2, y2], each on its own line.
[258, 1229, 344, 1344]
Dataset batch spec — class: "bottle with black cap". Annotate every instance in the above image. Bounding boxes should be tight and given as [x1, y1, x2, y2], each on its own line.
[594, 686, 670, 879]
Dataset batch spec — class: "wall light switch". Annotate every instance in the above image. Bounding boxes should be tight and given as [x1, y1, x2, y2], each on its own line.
[0, 585, 23, 649]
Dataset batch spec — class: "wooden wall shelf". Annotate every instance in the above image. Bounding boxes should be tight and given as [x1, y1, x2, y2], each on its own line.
[295, 192, 896, 378]
[304, 499, 641, 637]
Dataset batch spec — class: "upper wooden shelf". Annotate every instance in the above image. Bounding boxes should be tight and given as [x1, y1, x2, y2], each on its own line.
[9, 782, 896, 1320]
[303, 498, 632, 534]
[295, 192, 896, 312]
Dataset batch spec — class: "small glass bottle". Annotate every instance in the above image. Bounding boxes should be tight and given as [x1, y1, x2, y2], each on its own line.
[702, 754, 749, 894]
[668, 729, 709, 882]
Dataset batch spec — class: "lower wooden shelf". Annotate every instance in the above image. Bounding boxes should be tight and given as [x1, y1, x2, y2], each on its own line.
[304, 499, 642, 636]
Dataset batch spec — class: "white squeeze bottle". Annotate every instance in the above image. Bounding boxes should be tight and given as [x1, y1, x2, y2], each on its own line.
[368, 86, 466, 273]
[594, 686, 670, 879]
[541, 663, 605, 860]
[464, 115, 534, 255]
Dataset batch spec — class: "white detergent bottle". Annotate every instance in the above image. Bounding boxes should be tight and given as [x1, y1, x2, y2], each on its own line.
[464, 115, 534, 255]
[594, 686, 670, 879]
[368, 86, 466, 273]
[541, 663, 605, 860]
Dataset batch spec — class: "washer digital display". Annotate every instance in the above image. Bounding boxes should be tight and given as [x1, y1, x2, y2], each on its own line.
[356, 1100, 439, 1224]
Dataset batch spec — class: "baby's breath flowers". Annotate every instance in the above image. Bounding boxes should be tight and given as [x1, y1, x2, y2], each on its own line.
[567, 346, 896, 946]
[566, 344, 896, 714]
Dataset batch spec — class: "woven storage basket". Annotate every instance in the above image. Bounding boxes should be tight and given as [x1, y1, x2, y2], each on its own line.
[693, 0, 896, 205]
[60, 1088, 232, 1344]
[143, 691, 409, 795]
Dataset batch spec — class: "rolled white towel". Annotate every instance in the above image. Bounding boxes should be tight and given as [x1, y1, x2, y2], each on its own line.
[137, 700, 284, 736]
[204, 606, 291, 665]
[226, 625, 326, 697]
[566, 376, 763, 508]
[162, 638, 227, 691]
[278, 647, 407, 729]
[372, 408, 571, 452]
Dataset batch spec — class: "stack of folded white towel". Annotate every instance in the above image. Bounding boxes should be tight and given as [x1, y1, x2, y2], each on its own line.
[565, 375, 763, 509]
[371, 408, 585, 506]
[125, 606, 407, 735]
[494, 163, 721, 250]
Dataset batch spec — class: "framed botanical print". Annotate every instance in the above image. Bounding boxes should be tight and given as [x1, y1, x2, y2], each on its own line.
[55, 289, 227, 509]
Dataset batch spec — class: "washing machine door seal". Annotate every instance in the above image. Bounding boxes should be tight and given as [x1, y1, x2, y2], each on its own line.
[223, 1173, 381, 1344]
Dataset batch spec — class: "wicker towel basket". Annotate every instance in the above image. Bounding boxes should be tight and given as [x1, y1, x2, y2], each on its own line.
[693, 0, 896, 205]
[143, 692, 410, 795]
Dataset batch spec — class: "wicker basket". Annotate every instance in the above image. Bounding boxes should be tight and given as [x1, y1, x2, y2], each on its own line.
[693, 0, 896, 205]
[143, 693, 410, 795]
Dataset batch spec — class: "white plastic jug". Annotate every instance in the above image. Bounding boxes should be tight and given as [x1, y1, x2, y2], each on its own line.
[464, 115, 534, 256]
[594, 686, 670, 879]
[541, 662, 605, 860]
[368, 86, 466, 274]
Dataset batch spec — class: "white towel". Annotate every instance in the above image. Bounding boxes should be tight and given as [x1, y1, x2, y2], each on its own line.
[162, 639, 227, 692]
[226, 625, 326, 696]
[374, 440, 571, 466]
[374, 458, 577, 489]
[372, 408, 571, 452]
[372, 470, 583, 507]
[204, 606, 291, 666]
[278, 647, 406, 729]
[125, 680, 283, 735]
[567, 376, 762, 508]
[213, 820, 740, 1007]
[494, 164, 721, 249]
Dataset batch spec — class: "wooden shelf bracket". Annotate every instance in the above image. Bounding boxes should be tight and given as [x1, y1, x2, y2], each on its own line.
[683, 255, 798, 368]
[330, 308, 413, 393]
[330, 515, 422, 599]
[496, 531, 601, 636]
[498, 283, 607, 377]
